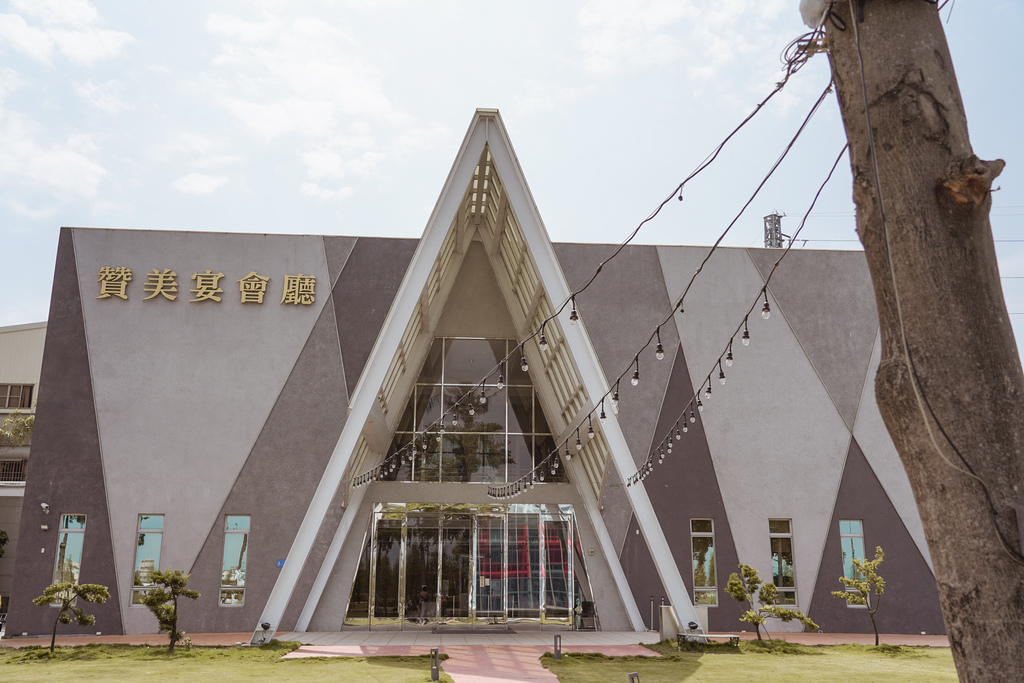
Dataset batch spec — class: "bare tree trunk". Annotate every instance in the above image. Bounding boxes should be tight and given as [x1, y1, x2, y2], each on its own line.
[826, 1, 1024, 680]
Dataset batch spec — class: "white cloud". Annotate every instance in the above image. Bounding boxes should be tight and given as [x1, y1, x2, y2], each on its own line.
[0, 111, 106, 203]
[172, 173, 229, 195]
[300, 182, 353, 204]
[74, 80, 127, 113]
[0, 0, 133, 65]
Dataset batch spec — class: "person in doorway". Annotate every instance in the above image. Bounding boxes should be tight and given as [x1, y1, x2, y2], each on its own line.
[418, 585, 430, 625]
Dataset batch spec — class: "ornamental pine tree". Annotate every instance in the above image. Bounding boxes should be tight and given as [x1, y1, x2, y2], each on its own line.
[32, 582, 110, 654]
[140, 568, 200, 652]
[726, 564, 818, 641]
[832, 545, 886, 645]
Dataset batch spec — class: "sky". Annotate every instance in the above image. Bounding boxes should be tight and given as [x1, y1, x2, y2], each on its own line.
[1, 0, 1021, 344]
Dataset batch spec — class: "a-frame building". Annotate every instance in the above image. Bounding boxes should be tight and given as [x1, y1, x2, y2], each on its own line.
[6, 110, 945, 639]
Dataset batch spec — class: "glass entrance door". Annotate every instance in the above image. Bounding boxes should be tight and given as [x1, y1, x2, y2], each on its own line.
[347, 503, 591, 630]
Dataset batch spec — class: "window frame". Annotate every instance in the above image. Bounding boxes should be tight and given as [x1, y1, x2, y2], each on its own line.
[689, 518, 717, 606]
[768, 518, 797, 605]
[220, 515, 250, 607]
[53, 513, 87, 586]
[839, 519, 867, 609]
[131, 514, 165, 605]
[1, 383, 34, 409]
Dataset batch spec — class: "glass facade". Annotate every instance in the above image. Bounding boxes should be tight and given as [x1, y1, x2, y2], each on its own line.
[384, 338, 565, 484]
[131, 514, 164, 604]
[344, 503, 592, 630]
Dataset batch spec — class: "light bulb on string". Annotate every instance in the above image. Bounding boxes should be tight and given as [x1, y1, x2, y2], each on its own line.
[666, 439, 673, 454]
[682, 422, 689, 433]
[539, 324, 548, 351]
[718, 361, 726, 385]
[704, 380, 712, 400]
[675, 422, 682, 440]
[655, 328, 665, 361]
[468, 403, 475, 416]
[451, 412, 459, 427]
[599, 399, 607, 424]
[565, 442, 572, 461]
[569, 297, 579, 326]
[497, 364, 505, 389]
[611, 383, 620, 412]
[576, 428, 583, 451]
[742, 318, 750, 346]
[631, 356, 640, 386]
[520, 355, 529, 373]
[762, 290, 771, 319]
[479, 386, 487, 405]
[689, 404, 696, 422]
[725, 341, 734, 366]
[588, 415, 595, 439]
[697, 397, 703, 413]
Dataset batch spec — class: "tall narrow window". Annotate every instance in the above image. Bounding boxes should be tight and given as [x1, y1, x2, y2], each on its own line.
[53, 514, 87, 584]
[769, 519, 796, 604]
[131, 515, 164, 604]
[839, 520, 865, 580]
[220, 515, 249, 605]
[690, 519, 717, 605]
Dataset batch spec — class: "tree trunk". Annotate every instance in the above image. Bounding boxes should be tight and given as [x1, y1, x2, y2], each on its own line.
[826, 1, 1024, 680]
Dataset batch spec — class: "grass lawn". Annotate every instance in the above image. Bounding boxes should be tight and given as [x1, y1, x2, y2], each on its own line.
[0, 641, 454, 682]
[541, 640, 958, 682]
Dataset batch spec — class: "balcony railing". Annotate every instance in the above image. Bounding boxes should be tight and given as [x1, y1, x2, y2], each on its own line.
[0, 459, 27, 483]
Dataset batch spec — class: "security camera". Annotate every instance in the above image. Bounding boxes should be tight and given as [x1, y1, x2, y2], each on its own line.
[261, 622, 271, 631]
[40, 503, 50, 514]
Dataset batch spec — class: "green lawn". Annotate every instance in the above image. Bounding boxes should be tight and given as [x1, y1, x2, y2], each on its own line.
[542, 641, 958, 682]
[0, 641, 453, 683]
[0, 639, 957, 682]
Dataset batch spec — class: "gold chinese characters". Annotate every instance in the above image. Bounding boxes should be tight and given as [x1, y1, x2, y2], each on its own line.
[96, 267, 315, 306]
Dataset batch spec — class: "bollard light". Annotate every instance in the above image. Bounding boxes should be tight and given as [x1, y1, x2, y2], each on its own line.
[430, 647, 439, 681]
[553, 634, 562, 660]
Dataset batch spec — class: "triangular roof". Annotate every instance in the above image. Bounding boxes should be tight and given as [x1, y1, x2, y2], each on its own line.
[254, 109, 697, 638]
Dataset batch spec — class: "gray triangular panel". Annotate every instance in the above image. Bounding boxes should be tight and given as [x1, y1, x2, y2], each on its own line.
[747, 248, 878, 429]
[324, 236, 358, 290]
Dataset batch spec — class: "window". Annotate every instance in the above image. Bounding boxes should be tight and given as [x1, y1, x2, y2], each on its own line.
[131, 515, 164, 604]
[0, 459, 27, 482]
[385, 338, 563, 484]
[840, 520, 865, 580]
[54, 514, 87, 584]
[690, 519, 717, 605]
[220, 515, 249, 605]
[1, 384, 34, 409]
[769, 519, 796, 605]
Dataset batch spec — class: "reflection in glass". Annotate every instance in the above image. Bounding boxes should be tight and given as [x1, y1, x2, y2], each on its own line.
[405, 519, 439, 623]
[544, 520, 570, 620]
[443, 339, 505, 385]
[440, 516, 472, 620]
[507, 514, 540, 619]
[221, 515, 250, 605]
[132, 514, 164, 604]
[346, 533, 372, 622]
[477, 516, 504, 617]
[374, 520, 402, 618]
[54, 514, 87, 585]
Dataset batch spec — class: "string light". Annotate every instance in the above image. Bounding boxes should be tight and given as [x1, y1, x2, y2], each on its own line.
[704, 379, 712, 400]
[575, 429, 583, 451]
[655, 328, 665, 361]
[520, 355, 529, 373]
[588, 415, 595, 439]
[468, 402, 475, 416]
[539, 323, 548, 351]
[718, 361, 726, 385]
[565, 442, 573, 462]
[497, 364, 505, 389]
[569, 297, 579, 325]
[631, 356, 640, 386]
[675, 422, 681, 440]
[762, 289, 771, 319]
[599, 399, 607, 424]
[479, 386, 487, 405]
[742, 318, 750, 346]
[611, 382, 620, 411]
[697, 397, 703, 412]
[725, 340, 734, 366]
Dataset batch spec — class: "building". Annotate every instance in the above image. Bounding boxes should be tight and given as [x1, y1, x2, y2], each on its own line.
[0, 321, 45, 617]
[6, 110, 944, 639]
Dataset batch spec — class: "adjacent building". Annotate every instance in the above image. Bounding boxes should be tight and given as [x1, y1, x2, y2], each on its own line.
[6, 110, 945, 639]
